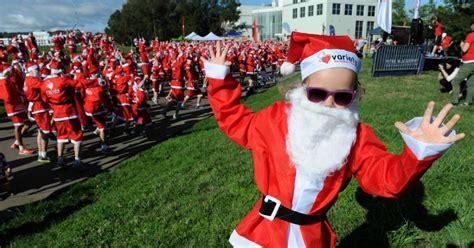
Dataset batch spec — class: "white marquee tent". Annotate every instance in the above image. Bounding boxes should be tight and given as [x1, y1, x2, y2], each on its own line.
[185, 32, 203, 40]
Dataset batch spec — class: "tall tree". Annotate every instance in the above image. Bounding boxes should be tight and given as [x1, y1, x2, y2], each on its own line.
[393, 0, 409, 26]
[105, 0, 241, 43]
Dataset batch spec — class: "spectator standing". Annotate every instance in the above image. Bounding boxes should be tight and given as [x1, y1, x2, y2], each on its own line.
[451, 20, 474, 106]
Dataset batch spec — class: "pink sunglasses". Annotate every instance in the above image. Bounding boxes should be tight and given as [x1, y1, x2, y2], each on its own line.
[305, 87, 356, 107]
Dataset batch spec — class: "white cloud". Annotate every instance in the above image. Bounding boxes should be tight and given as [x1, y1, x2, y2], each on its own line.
[0, 0, 126, 33]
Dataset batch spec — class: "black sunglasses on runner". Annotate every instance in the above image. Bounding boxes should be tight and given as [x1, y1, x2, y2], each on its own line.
[305, 87, 356, 107]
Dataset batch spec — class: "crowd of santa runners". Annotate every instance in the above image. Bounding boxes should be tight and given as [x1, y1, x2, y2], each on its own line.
[0, 31, 288, 173]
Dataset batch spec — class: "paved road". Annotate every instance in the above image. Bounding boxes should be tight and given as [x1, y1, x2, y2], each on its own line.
[0, 95, 214, 211]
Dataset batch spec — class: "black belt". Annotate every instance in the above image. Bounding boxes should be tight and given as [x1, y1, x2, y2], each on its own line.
[259, 195, 326, 225]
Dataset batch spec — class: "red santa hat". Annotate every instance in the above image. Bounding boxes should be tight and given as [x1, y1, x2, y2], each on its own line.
[280, 32, 361, 80]
[26, 62, 39, 73]
[50, 60, 62, 75]
[72, 61, 81, 69]
[0, 63, 12, 78]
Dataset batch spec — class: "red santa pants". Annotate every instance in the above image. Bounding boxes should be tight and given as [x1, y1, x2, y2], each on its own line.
[33, 111, 52, 133]
[55, 118, 83, 144]
[132, 105, 151, 125]
[5, 103, 27, 126]
[84, 103, 107, 130]
[116, 94, 134, 121]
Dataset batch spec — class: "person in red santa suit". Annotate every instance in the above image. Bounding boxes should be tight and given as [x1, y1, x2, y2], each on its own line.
[0, 41, 8, 64]
[162, 52, 186, 120]
[139, 43, 151, 81]
[150, 57, 164, 104]
[202, 35, 465, 247]
[80, 71, 112, 154]
[110, 67, 134, 134]
[245, 49, 257, 94]
[0, 64, 34, 155]
[151, 37, 160, 55]
[52, 33, 64, 53]
[131, 76, 152, 135]
[23, 62, 52, 162]
[70, 61, 92, 131]
[181, 55, 203, 109]
[7, 39, 22, 65]
[66, 32, 77, 60]
[25, 32, 38, 57]
[41, 61, 86, 171]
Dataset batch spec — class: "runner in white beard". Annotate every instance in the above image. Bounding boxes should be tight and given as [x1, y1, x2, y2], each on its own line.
[286, 86, 359, 181]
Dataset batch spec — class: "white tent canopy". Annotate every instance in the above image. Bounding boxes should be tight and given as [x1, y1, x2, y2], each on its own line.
[185, 32, 204, 40]
[200, 32, 224, 41]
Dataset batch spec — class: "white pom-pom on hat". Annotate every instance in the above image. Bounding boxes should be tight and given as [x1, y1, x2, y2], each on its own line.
[280, 61, 296, 76]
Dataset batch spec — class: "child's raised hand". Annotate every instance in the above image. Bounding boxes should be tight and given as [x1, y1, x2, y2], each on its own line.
[201, 41, 231, 67]
[395, 101, 465, 144]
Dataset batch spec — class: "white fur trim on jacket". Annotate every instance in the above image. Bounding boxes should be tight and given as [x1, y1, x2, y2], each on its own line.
[229, 230, 262, 248]
[204, 62, 230, 80]
[400, 117, 455, 160]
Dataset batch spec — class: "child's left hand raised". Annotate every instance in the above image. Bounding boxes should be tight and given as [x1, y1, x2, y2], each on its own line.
[395, 101, 465, 144]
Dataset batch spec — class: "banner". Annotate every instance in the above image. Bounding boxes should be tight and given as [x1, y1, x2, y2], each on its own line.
[414, 0, 420, 19]
[377, 0, 392, 33]
[372, 45, 425, 77]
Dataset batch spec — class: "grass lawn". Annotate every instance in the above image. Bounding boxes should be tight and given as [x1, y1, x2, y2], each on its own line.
[0, 59, 472, 247]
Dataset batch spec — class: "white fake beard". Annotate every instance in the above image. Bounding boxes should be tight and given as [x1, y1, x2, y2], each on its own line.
[286, 87, 359, 181]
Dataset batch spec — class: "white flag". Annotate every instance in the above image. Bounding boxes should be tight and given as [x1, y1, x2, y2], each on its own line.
[377, 0, 392, 33]
[414, 0, 420, 19]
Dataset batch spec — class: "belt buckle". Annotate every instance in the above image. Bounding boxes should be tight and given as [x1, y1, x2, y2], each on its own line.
[259, 195, 281, 221]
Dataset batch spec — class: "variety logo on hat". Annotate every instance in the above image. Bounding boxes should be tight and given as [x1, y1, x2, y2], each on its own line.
[318, 52, 332, 64]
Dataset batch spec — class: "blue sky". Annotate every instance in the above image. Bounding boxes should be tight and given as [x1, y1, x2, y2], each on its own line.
[0, 0, 126, 32]
[239, 0, 271, 4]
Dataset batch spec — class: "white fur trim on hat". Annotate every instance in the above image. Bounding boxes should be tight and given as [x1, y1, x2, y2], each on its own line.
[300, 49, 361, 80]
[280, 62, 296, 76]
[27, 65, 39, 72]
[51, 69, 62, 75]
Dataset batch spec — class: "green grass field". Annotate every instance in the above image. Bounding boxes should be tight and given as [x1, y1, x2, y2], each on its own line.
[0, 59, 472, 247]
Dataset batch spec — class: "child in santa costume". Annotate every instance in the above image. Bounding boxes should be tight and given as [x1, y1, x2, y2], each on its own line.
[203, 33, 465, 247]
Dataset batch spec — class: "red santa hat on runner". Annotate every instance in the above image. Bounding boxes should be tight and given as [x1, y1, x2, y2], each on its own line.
[50, 60, 62, 75]
[26, 62, 39, 73]
[280, 32, 361, 80]
[0, 63, 12, 78]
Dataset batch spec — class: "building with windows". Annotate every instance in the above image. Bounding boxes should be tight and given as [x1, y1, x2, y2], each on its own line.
[252, 0, 283, 41]
[281, 0, 378, 40]
[236, 4, 269, 39]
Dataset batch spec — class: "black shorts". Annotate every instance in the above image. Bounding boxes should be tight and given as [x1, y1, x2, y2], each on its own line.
[434, 36, 442, 46]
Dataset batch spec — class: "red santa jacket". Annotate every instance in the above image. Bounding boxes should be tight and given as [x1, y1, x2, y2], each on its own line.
[23, 75, 50, 114]
[206, 67, 442, 248]
[41, 75, 78, 120]
[0, 77, 22, 104]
